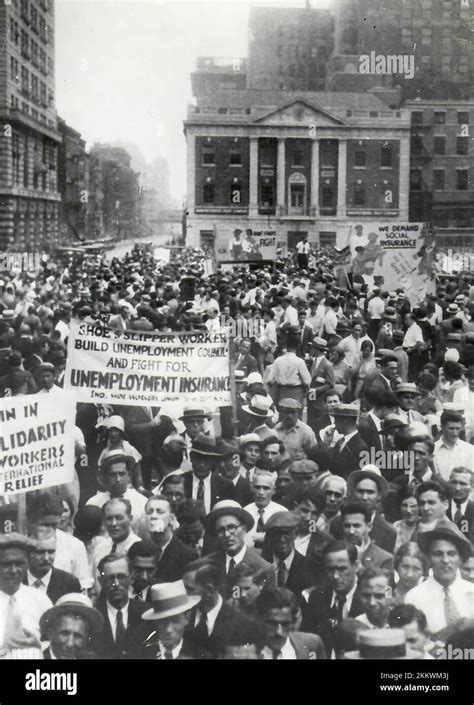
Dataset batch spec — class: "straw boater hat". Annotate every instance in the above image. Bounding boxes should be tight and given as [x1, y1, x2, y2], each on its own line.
[40, 593, 104, 638]
[344, 629, 410, 660]
[179, 406, 207, 420]
[205, 500, 254, 534]
[142, 581, 201, 621]
[239, 433, 262, 449]
[395, 383, 420, 396]
[0, 533, 34, 552]
[332, 404, 359, 418]
[242, 394, 273, 418]
[100, 448, 136, 473]
[310, 336, 328, 351]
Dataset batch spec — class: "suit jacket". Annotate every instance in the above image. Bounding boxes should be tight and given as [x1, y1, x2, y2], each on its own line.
[208, 546, 275, 600]
[232, 475, 253, 507]
[95, 594, 150, 659]
[329, 433, 369, 479]
[357, 415, 383, 453]
[301, 584, 365, 653]
[289, 631, 327, 660]
[361, 541, 394, 573]
[182, 471, 236, 509]
[298, 325, 315, 357]
[330, 512, 397, 554]
[309, 357, 335, 409]
[23, 568, 81, 605]
[361, 371, 394, 398]
[260, 548, 312, 598]
[185, 601, 253, 657]
[141, 635, 210, 660]
[235, 352, 258, 377]
[154, 536, 199, 583]
[447, 500, 474, 543]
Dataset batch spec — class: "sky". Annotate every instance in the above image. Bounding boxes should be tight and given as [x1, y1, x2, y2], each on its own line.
[55, 0, 328, 202]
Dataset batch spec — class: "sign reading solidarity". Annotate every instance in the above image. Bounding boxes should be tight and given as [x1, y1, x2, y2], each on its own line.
[0, 392, 76, 497]
[65, 322, 231, 410]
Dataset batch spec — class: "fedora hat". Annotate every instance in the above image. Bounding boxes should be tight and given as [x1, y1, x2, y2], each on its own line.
[347, 465, 389, 500]
[242, 394, 273, 418]
[179, 406, 206, 420]
[190, 433, 222, 457]
[205, 500, 254, 534]
[344, 629, 409, 660]
[379, 416, 408, 435]
[40, 593, 104, 638]
[142, 580, 201, 621]
[417, 522, 472, 561]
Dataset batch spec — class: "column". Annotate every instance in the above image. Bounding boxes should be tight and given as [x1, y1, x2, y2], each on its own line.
[337, 138, 347, 218]
[186, 132, 195, 211]
[249, 137, 259, 217]
[398, 134, 410, 220]
[277, 138, 286, 212]
[310, 138, 319, 214]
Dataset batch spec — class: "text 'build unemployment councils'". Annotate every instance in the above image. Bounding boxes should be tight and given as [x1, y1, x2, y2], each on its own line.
[0, 392, 76, 496]
[64, 322, 231, 409]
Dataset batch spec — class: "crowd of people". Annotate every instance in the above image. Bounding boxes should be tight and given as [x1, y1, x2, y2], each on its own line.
[0, 239, 473, 660]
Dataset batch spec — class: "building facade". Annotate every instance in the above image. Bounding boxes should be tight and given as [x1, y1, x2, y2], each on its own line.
[184, 89, 410, 250]
[57, 117, 89, 244]
[0, 0, 60, 250]
[407, 100, 474, 243]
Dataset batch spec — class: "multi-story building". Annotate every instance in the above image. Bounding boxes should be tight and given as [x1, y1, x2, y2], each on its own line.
[335, 0, 474, 100]
[184, 88, 411, 249]
[57, 116, 89, 244]
[191, 57, 247, 99]
[248, 5, 334, 91]
[0, 0, 60, 249]
[407, 100, 474, 244]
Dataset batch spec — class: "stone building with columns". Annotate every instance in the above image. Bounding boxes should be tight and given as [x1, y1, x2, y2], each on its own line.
[184, 88, 411, 251]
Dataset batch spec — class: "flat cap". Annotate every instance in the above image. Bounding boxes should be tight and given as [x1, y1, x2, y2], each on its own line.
[265, 511, 299, 532]
[277, 398, 303, 411]
[0, 532, 35, 551]
[289, 459, 319, 476]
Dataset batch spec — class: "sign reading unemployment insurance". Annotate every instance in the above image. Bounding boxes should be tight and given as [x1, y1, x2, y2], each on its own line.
[65, 322, 231, 410]
[0, 392, 75, 496]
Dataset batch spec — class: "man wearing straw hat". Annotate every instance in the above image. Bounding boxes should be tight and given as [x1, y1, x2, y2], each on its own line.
[40, 593, 103, 659]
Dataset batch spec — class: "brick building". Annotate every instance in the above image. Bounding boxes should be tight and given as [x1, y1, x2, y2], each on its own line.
[0, 0, 60, 250]
[57, 117, 89, 244]
[184, 88, 410, 249]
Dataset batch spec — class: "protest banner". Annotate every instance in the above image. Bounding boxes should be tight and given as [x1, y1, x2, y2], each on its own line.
[215, 228, 277, 262]
[0, 392, 76, 497]
[153, 247, 171, 263]
[64, 322, 231, 414]
[337, 222, 436, 304]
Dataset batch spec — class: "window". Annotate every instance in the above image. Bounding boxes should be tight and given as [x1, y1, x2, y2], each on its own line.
[21, 0, 29, 22]
[10, 56, 19, 83]
[457, 137, 469, 155]
[434, 111, 446, 124]
[40, 49, 46, 74]
[31, 41, 38, 66]
[410, 170, 422, 191]
[434, 136, 446, 155]
[321, 186, 333, 207]
[229, 150, 241, 166]
[292, 149, 303, 167]
[381, 143, 393, 167]
[31, 6, 38, 33]
[230, 182, 241, 204]
[23, 136, 29, 187]
[217, 108, 227, 114]
[456, 169, 469, 190]
[354, 149, 366, 167]
[21, 66, 29, 95]
[353, 185, 365, 206]
[433, 169, 445, 190]
[12, 134, 21, 186]
[21, 30, 30, 58]
[10, 18, 19, 45]
[31, 75, 38, 102]
[261, 183, 274, 208]
[319, 232, 337, 247]
[203, 183, 214, 204]
[411, 111, 423, 124]
[40, 83, 46, 106]
[458, 111, 469, 125]
[202, 147, 215, 166]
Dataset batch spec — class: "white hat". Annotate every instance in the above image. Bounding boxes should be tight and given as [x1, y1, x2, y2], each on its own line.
[142, 580, 201, 621]
[242, 394, 273, 418]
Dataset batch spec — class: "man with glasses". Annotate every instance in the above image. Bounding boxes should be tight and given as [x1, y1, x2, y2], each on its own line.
[205, 501, 275, 599]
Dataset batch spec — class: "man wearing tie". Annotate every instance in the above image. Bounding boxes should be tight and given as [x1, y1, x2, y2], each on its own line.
[182, 434, 235, 514]
[395, 383, 425, 424]
[447, 467, 474, 542]
[262, 511, 312, 597]
[244, 470, 287, 550]
[25, 526, 81, 604]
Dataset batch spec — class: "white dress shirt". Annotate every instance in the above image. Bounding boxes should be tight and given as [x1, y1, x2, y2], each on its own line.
[0, 585, 52, 647]
[225, 544, 247, 573]
[192, 473, 212, 514]
[54, 529, 92, 590]
[107, 600, 129, 641]
[330, 579, 358, 620]
[27, 570, 52, 592]
[433, 438, 474, 481]
[194, 594, 223, 635]
[403, 322, 424, 349]
[244, 501, 288, 545]
[295, 534, 311, 556]
[262, 637, 297, 660]
[405, 575, 474, 634]
[157, 640, 183, 659]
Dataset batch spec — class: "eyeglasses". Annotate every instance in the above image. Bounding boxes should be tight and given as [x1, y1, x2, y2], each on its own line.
[216, 523, 243, 537]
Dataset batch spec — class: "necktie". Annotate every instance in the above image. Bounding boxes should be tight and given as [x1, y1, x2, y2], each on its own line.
[277, 560, 287, 587]
[134, 592, 143, 601]
[443, 587, 461, 626]
[454, 503, 463, 526]
[330, 595, 346, 625]
[272, 649, 281, 660]
[111, 542, 118, 554]
[194, 611, 208, 643]
[228, 557, 236, 574]
[155, 547, 162, 564]
[334, 437, 344, 453]
[164, 650, 174, 660]
[257, 509, 265, 533]
[197, 480, 205, 503]
[32, 579, 44, 589]
[115, 609, 126, 649]
[3, 595, 17, 648]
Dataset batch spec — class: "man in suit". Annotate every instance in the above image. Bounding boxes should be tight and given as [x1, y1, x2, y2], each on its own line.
[95, 554, 150, 659]
[357, 388, 399, 453]
[447, 467, 474, 542]
[326, 404, 369, 479]
[185, 561, 255, 657]
[140, 580, 204, 659]
[307, 337, 335, 426]
[26, 526, 81, 604]
[361, 353, 399, 399]
[205, 501, 275, 599]
[128, 540, 158, 602]
[217, 439, 253, 507]
[340, 502, 394, 574]
[330, 466, 397, 554]
[40, 593, 104, 659]
[234, 338, 259, 377]
[312, 389, 341, 442]
[297, 310, 315, 357]
[256, 586, 326, 659]
[261, 511, 312, 598]
[182, 434, 235, 514]
[302, 540, 365, 653]
[142, 496, 198, 582]
[395, 383, 426, 425]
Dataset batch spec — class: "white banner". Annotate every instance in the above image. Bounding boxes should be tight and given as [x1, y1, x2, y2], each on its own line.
[0, 392, 76, 497]
[153, 247, 170, 263]
[64, 322, 231, 412]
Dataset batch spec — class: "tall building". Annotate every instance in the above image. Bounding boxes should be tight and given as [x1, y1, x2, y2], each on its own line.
[184, 88, 410, 249]
[191, 57, 247, 99]
[57, 116, 89, 244]
[335, 0, 474, 100]
[0, 0, 60, 249]
[247, 5, 334, 91]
